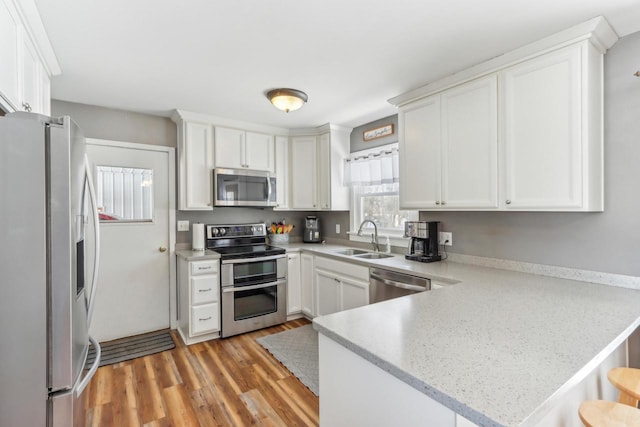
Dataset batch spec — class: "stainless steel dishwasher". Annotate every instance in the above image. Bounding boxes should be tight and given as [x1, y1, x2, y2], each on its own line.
[369, 267, 430, 303]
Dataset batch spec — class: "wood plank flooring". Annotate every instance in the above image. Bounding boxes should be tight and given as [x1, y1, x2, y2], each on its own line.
[84, 319, 319, 426]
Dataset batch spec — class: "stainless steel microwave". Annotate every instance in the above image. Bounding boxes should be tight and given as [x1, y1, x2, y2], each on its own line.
[213, 168, 277, 207]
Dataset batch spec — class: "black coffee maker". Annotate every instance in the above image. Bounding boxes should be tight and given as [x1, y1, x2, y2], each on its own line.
[303, 216, 323, 243]
[404, 221, 441, 263]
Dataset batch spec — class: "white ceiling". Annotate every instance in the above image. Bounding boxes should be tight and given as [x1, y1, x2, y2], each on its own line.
[34, 0, 640, 130]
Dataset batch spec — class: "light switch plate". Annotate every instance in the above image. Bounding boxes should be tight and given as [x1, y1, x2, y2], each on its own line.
[335, 224, 341, 234]
[177, 220, 190, 231]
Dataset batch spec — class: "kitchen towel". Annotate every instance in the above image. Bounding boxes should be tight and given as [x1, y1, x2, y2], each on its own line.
[192, 223, 205, 251]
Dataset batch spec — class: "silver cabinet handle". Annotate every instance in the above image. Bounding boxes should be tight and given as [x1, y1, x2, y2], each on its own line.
[506, 200, 511, 205]
[198, 316, 212, 321]
[22, 102, 32, 112]
[198, 266, 212, 270]
[198, 288, 212, 292]
[435, 201, 440, 205]
[441, 201, 446, 205]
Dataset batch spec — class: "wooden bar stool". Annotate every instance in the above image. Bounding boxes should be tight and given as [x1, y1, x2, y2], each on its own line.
[579, 400, 640, 426]
[608, 367, 640, 408]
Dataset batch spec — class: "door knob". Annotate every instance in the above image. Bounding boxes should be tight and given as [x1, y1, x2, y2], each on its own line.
[159, 246, 167, 253]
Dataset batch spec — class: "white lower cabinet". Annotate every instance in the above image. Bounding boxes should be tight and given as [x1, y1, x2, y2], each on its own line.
[314, 256, 369, 316]
[178, 257, 221, 345]
[287, 253, 301, 315]
[300, 253, 315, 317]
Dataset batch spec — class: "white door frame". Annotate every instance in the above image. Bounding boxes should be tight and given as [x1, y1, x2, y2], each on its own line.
[87, 138, 178, 329]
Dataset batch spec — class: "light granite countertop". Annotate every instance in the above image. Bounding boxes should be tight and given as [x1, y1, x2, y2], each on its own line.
[174, 241, 640, 425]
[311, 256, 640, 427]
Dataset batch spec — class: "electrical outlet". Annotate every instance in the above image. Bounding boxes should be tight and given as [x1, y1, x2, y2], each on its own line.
[335, 224, 341, 234]
[439, 231, 452, 246]
[177, 220, 190, 231]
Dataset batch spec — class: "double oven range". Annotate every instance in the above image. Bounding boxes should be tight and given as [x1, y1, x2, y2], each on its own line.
[206, 223, 287, 338]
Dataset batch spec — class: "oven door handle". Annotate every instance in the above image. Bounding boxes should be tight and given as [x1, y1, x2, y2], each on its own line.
[221, 254, 286, 264]
[222, 279, 286, 293]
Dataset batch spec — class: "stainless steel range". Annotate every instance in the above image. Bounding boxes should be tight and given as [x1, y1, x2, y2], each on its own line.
[206, 223, 287, 338]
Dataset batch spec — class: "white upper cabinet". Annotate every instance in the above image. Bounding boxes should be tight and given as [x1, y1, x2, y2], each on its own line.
[290, 136, 318, 209]
[290, 126, 350, 211]
[214, 127, 274, 172]
[213, 127, 244, 169]
[441, 75, 498, 209]
[393, 17, 615, 212]
[274, 135, 290, 210]
[180, 121, 214, 210]
[0, 0, 21, 110]
[0, 0, 56, 115]
[400, 76, 498, 210]
[244, 131, 274, 172]
[500, 43, 598, 210]
[399, 95, 441, 209]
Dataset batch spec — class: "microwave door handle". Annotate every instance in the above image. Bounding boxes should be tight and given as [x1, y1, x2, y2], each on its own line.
[222, 279, 286, 293]
[266, 173, 273, 202]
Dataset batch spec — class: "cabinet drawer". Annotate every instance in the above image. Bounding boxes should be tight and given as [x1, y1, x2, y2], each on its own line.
[315, 256, 369, 281]
[191, 275, 218, 304]
[191, 260, 218, 275]
[191, 303, 219, 335]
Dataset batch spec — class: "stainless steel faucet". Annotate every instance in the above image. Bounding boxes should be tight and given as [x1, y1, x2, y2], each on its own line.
[357, 219, 380, 252]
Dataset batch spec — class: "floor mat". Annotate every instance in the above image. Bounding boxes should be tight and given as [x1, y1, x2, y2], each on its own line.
[256, 324, 319, 396]
[86, 329, 175, 368]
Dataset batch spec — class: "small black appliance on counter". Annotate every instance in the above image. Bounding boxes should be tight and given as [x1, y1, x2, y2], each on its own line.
[404, 221, 441, 263]
[303, 216, 323, 243]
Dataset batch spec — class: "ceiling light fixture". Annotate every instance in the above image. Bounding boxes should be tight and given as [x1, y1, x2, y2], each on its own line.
[266, 88, 308, 113]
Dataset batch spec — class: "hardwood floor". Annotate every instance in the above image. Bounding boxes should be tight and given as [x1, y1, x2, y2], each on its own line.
[84, 319, 319, 426]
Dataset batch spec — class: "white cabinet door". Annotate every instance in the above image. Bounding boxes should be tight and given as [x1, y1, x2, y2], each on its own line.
[287, 253, 301, 315]
[300, 253, 315, 317]
[315, 269, 340, 316]
[181, 121, 214, 210]
[290, 136, 317, 209]
[214, 127, 244, 169]
[441, 76, 498, 209]
[21, 37, 41, 114]
[399, 95, 441, 209]
[191, 275, 218, 305]
[245, 131, 274, 172]
[501, 45, 582, 210]
[317, 133, 331, 209]
[340, 276, 369, 311]
[0, 0, 21, 110]
[274, 136, 289, 210]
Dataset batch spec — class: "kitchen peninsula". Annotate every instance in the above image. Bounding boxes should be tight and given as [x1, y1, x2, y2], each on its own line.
[313, 261, 640, 427]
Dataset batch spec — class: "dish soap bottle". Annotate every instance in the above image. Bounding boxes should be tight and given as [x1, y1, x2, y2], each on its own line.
[385, 236, 391, 253]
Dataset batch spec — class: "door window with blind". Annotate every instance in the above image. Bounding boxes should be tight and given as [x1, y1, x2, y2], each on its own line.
[96, 166, 154, 222]
[345, 144, 418, 240]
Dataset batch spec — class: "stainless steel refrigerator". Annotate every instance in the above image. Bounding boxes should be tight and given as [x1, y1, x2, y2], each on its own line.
[0, 112, 101, 427]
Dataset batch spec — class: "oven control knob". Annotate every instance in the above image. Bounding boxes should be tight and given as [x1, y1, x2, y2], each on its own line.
[219, 228, 226, 236]
[211, 228, 219, 236]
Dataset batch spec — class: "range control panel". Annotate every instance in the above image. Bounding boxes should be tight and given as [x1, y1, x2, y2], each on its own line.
[206, 223, 266, 239]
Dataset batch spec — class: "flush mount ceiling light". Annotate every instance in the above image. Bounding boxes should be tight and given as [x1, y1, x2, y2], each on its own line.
[266, 88, 308, 113]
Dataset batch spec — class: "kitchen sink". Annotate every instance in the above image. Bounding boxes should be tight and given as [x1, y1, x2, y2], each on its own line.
[332, 249, 369, 256]
[354, 252, 394, 259]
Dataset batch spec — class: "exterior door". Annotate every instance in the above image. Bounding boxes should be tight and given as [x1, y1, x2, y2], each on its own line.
[86, 141, 171, 341]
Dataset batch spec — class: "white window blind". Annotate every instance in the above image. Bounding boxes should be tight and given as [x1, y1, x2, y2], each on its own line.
[96, 166, 153, 222]
[344, 147, 399, 187]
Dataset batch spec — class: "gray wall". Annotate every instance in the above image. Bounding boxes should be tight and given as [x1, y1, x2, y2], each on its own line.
[52, 31, 640, 275]
[420, 31, 640, 277]
[51, 100, 177, 147]
[350, 114, 398, 153]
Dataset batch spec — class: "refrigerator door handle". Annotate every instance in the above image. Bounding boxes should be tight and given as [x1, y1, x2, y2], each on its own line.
[84, 155, 100, 328]
[76, 335, 101, 396]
